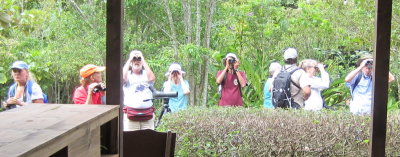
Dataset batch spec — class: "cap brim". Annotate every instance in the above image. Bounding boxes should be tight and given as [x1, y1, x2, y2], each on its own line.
[95, 66, 106, 72]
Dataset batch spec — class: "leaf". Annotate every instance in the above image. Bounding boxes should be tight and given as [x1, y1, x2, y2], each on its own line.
[0, 73, 7, 84]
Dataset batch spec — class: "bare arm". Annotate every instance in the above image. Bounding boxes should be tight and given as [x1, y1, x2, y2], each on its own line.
[389, 72, 395, 83]
[142, 59, 155, 83]
[303, 86, 311, 100]
[345, 59, 370, 82]
[122, 57, 132, 83]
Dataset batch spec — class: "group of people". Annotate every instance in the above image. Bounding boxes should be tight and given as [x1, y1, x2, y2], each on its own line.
[2, 48, 396, 130]
[260, 48, 395, 115]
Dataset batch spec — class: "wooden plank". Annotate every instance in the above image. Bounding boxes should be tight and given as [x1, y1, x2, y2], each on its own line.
[106, 0, 124, 155]
[0, 104, 119, 157]
[370, 0, 393, 156]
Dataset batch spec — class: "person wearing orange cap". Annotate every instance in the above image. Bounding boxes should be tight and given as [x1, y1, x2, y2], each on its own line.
[72, 64, 106, 104]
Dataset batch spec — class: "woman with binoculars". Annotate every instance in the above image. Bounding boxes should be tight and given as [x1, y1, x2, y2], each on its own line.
[73, 64, 106, 104]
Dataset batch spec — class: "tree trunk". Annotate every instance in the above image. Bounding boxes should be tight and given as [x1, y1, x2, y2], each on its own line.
[203, 0, 215, 48]
[200, 0, 216, 106]
[195, 0, 201, 46]
[163, 0, 179, 60]
[182, 0, 192, 44]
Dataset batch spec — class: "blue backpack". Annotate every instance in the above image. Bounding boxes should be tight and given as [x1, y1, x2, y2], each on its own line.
[8, 80, 48, 103]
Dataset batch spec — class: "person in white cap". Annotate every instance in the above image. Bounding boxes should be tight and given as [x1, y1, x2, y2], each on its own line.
[216, 53, 248, 106]
[163, 63, 190, 112]
[122, 50, 156, 131]
[3, 61, 44, 109]
[280, 48, 311, 108]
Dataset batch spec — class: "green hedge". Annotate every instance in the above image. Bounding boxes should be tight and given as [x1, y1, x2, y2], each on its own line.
[157, 107, 400, 156]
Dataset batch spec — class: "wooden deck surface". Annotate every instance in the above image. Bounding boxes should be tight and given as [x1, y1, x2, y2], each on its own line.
[0, 103, 119, 157]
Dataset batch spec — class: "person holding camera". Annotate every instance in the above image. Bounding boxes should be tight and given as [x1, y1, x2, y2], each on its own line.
[122, 50, 156, 131]
[216, 53, 247, 106]
[2, 61, 44, 109]
[163, 63, 190, 112]
[345, 55, 395, 115]
[299, 59, 330, 111]
[73, 64, 106, 104]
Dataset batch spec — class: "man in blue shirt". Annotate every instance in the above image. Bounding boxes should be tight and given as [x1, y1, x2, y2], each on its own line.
[345, 56, 395, 115]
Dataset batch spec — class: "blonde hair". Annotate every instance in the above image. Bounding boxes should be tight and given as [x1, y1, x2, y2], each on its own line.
[299, 59, 318, 70]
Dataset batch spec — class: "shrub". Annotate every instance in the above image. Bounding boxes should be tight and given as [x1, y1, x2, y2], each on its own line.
[157, 107, 400, 156]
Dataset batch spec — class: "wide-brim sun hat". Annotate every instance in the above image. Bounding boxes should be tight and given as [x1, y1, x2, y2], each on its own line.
[165, 63, 186, 76]
[80, 64, 106, 78]
[11, 61, 29, 70]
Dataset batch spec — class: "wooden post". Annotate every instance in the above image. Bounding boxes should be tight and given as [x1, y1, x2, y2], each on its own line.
[370, 0, 392, 156]
[106, 0, 123, 155]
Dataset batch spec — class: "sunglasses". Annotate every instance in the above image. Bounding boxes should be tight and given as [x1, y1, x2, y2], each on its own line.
[132, 56, 142, 61]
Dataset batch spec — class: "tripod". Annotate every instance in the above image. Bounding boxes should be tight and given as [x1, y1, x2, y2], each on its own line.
[155, 98, 171, 128]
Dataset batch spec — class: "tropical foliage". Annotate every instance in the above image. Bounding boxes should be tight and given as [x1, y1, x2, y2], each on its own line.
[1, 0, 400, 110]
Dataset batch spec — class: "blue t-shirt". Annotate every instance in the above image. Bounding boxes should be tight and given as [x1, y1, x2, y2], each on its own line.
[346, 73, 372, 115]
[263, 78, 274, 109]
[163, 80, 189, 112]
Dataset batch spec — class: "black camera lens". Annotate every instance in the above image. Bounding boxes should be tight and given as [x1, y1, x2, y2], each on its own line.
[228, 58, 236, 64]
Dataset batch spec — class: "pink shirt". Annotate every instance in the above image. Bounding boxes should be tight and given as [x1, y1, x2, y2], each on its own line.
[73, 85, 104, 104]
[216, 70, 247, 106]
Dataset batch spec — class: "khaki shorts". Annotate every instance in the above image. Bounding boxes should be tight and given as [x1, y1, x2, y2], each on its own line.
[123, 113, 155, 131]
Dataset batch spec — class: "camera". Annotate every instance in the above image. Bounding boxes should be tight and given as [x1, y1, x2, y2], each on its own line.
[228, 58, 236, 64]
[366, 60, 373, 68]
[93, 85, 106, 93]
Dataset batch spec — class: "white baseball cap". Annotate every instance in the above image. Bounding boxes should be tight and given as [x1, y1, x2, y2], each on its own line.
[225, 53, 237, 59]
[284, 48, 298, 60]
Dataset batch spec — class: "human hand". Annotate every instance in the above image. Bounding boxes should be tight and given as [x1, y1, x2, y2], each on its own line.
[317, 63, 324, 70]
[6, 97, 21, 106]
[360, 59, 373, 68]
[88, 82, 100, 93]
[234, 59, 240, 70]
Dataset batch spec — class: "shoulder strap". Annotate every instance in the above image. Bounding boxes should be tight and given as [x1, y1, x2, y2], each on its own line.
[233, 70, 243, 97]
[351, 72, 363, 94]
[289, 68, 301, 89]
[8, 83, 17, 97]
[27, 80, 34, 95]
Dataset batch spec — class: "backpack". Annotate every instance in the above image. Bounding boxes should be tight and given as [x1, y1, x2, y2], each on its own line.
[272, 68, 301, 108]
[8, 80, 48, 103]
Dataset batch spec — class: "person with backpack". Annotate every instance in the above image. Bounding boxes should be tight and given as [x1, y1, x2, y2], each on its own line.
[272, 48, 311, 109]
[73, 64, 106, 104]
[299, 59, 330, 111]
[2, 61, 45, 109]
[345, 55, 395, 115]
[122, 50, 156, 131]
[263, 62, 281, 109]
[163, 63, 190, 112]
[216, 53, 247, 106]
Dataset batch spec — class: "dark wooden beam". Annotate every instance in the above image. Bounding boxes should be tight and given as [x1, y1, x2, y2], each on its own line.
[370, 0, 392, 156]
[106, 0, 123, 155]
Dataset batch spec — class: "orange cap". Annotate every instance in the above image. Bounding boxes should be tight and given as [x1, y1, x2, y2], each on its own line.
[80, 64, 106, 78]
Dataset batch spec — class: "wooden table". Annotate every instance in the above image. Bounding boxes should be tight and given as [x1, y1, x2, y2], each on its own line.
[0, 103, 119, 157]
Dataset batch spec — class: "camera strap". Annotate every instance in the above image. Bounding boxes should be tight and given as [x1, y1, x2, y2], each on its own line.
[233, 70, 243, 97]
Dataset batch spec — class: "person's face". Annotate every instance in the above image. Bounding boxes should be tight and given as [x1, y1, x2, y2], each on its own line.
[90, 72, 102, 83]
[12, 68, 28, 82]
[131, 55, 143, 71]
[306, 66, 317, 76]
[171, 70, 180, 78]
[362, 66, 373, 76]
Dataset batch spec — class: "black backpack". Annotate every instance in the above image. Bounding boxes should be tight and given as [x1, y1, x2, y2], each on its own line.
[272, 68, 301, 109]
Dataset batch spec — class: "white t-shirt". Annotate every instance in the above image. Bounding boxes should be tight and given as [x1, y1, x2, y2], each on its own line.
[284, 65, 311, 107]
[123, 70, 153, 109]
[304, 70, 330, 111]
